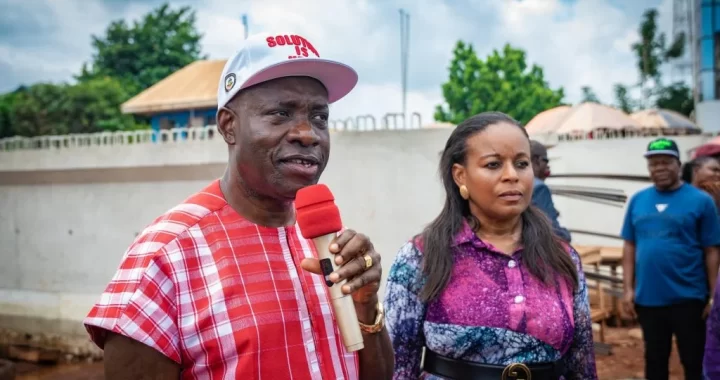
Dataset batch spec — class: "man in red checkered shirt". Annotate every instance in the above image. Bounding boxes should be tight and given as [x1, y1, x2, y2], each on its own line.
[84, 32, 394, 380]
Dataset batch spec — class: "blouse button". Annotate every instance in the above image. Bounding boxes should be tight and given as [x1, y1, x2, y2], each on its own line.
[514, 295, 525, 304]
[508, 260, 516, 268]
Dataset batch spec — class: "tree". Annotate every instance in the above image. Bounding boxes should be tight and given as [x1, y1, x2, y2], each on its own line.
[580, 86, 601, 104]
[64, 77, 140, 133]
[631, 8, 685, 109]
[9, 78, 145, 137]
[11, 83, 71, 137]
[655, 82, 694, 117]
[77, 3, 206, 96]
[435, 42, 565, 125]
[0, 87, 26, 139]
[608, 8, 693, 117]
[0, 3, 193, 139]
[613, 84, 635, 114]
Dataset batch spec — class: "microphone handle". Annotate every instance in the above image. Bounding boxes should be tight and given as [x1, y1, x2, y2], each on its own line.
[312, 233, 365, 352]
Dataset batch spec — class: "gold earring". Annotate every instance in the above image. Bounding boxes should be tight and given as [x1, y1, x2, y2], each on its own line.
[459, 185, 469, 200]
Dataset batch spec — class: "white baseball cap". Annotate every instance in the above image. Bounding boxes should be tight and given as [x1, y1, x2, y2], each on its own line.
[217, 32, 358, 109]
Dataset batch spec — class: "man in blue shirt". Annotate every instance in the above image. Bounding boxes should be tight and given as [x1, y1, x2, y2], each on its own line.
[530, 140, 571, 242]
[620, 137, 720, 380]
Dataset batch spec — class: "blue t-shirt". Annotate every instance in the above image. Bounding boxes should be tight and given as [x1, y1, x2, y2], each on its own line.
[621, 183, 720, 306]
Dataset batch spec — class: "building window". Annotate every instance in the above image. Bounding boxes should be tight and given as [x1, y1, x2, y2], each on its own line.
[702, 38, 716, 69]
[190, 116, 204, 127]
[699, 3, 720, 101]
[702, 71, 716, 101]
[705, 5, 715, 36]
[159, 118, 176, 130]
[206, 114, 217, 126]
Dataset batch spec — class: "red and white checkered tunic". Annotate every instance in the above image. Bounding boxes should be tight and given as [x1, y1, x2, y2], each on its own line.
[84, 180, 360, 380]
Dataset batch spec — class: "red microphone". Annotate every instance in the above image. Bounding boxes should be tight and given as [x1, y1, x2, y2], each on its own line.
[295, 184, 364, 352]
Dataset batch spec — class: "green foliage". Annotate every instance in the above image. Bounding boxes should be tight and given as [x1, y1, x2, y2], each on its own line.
[655, 82, 694, 117]
[610, 7, 693, 117]
[435, 42, 565, 126]
[632, 9, 685, 83]
[63, 77, 139, 133]
[0, 87, 25, 139]
[9, 78, 143, 137]
[613, 84, 636, 114]
[0, 3, 203, 138]
[11, 83, 71, 137]
[77, 3, 205, 96]
[580, 86, 601, 104]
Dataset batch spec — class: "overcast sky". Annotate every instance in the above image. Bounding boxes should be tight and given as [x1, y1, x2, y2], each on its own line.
[0, 0, 684, 125]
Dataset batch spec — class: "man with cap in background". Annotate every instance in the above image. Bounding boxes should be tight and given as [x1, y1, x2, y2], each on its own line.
[84, 32, 394, 380]
[620, 137, 720, 380]
[530, 140, 571, 243]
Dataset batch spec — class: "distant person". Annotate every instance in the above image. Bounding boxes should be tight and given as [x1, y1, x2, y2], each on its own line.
[682, 155, 720, 209]
[530, 140, 572, 243]
[385, 112, 597, 379]
[620, 137, 720, 380]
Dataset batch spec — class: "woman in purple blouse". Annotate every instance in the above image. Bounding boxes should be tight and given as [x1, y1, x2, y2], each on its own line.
[384, 112, 597, 379]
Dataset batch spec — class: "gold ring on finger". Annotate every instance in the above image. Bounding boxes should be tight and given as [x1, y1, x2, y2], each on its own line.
[363, 253, 372, 270]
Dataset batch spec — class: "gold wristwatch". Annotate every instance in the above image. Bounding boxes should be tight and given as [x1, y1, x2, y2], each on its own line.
[358, 301, 385, 334]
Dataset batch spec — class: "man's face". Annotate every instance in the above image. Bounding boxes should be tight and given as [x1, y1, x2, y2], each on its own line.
[217, 76, 331, 201]
[647, 154, 681, 189]
[532, 147, 550, 180]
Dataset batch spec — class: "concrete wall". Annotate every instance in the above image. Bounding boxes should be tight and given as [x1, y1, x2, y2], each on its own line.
[0, 127, 450, 337]
[697, 100, 720, 133]
[0, 127, 716, 339]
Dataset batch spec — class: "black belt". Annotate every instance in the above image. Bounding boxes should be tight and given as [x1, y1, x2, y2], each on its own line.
[422, 349, 565, 380]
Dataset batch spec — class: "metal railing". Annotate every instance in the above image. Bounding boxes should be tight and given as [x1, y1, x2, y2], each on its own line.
[328, 112, 423, 131]
[0, 112, 425, 151]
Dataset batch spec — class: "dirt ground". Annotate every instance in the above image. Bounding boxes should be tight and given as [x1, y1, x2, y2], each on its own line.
[13, 361, 104, 380]
[7, 326, 683, 380]
[596, 327, 683, 380]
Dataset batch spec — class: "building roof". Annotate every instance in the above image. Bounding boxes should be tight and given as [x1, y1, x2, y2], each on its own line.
[525, 106, 572, 135]
[121, 60, 226, 115]
[553, 102, 640, 134]
[630, 108, 699, 130]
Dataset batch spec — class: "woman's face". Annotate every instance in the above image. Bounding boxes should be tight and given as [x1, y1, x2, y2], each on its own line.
[452, 122, 534, 221]
[694, 158, 720, 186]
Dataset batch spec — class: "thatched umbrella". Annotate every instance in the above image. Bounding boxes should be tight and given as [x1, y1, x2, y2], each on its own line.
[630, 109, 699, 132]
[553, 102, 640, 134]
[525, 106, 572, 135]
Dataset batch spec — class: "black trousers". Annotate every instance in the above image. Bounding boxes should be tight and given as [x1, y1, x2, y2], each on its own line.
[635, 300, 707, 380]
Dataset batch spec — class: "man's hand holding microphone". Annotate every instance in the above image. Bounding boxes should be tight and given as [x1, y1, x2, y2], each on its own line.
[295, 184, 385, 352]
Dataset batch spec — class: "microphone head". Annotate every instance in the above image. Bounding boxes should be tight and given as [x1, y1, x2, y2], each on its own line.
[295, 184, 343, 239]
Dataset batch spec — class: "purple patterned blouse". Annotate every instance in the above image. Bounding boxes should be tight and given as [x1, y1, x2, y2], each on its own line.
[704, 277, 720, 377]
[384, 221, 598, 379]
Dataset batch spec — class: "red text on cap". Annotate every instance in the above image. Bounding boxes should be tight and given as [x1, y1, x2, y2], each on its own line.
[266, 35, 320, 59]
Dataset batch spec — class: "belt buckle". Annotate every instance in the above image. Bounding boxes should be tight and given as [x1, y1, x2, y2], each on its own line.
[501, 363, 532, 380]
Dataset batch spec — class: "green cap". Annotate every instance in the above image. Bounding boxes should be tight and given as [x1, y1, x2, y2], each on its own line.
[644, 138, 679, 158]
